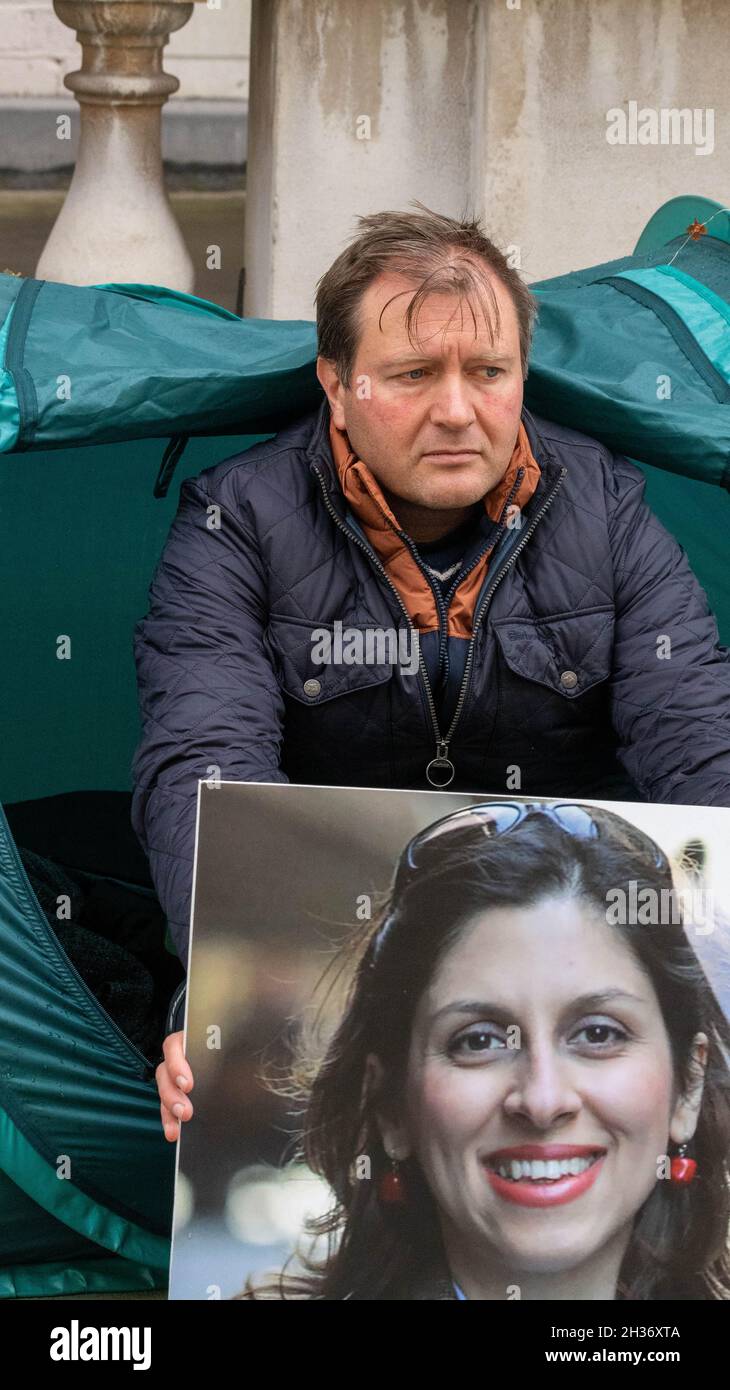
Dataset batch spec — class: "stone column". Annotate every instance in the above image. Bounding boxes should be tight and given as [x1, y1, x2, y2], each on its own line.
[244, 0, 479, 320]
[36, 0, 205, 289]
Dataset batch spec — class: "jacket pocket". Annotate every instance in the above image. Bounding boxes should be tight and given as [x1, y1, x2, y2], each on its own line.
[492, 607, 615, 698]
[264, 613, 400, 705]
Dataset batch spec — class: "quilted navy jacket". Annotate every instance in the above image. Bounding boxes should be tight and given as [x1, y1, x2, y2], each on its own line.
[131, 397, 730, 965]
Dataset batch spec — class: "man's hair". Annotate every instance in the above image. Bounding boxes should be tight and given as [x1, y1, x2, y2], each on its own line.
[315, 201, 538, 388]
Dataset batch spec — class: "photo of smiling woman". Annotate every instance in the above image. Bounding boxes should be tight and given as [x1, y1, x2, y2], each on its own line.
[240, 801, 730, 1301]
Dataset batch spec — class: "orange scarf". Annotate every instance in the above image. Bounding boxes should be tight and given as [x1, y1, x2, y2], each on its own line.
[328, 418, 540, 637]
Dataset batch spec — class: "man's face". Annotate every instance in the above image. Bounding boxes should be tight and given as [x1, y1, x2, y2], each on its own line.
[317, 264, 525, 518]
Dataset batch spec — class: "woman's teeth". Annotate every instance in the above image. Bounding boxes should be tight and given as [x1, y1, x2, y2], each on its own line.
[493, 1155, 599, 1182]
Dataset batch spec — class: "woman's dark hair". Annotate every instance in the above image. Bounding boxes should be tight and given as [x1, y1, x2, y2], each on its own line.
[239, 804, 730, 1301]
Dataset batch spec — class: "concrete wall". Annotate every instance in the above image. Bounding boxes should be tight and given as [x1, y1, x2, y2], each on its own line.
[479, 0, 728, 282]
[0, 0, 251, 98]
[245, 0, 481, 318]
[245, 0, 728, 317]
[3, 0, 727, 282]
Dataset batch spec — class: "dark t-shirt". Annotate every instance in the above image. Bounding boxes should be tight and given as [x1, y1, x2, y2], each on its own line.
[412, 506, 483, 603]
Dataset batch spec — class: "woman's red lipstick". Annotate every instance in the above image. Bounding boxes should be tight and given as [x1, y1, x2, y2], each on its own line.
[482, 1145, 607, 1208]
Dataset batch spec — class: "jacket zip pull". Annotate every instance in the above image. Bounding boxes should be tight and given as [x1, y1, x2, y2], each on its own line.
[426, 740, 455, 788]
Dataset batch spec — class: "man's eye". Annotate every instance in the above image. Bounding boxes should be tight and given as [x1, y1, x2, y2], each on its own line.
[481, 366, 502, 379]
[571, 1020, 628, 1050]
[448, 1026, 508, 1060]
[402, 368, 426, 380]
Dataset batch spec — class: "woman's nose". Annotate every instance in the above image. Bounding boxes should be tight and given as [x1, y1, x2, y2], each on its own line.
[501, 1047, 582, 1128]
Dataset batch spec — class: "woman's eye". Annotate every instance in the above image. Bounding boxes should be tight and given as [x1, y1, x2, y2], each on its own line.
[448, 1026, 508, 1060]
[571, 1020, 628, 1050]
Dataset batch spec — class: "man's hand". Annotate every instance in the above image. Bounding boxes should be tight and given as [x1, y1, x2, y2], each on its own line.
[156, 1030, 194, 1142]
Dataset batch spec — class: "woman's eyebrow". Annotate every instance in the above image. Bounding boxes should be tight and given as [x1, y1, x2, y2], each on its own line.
[565, 990, 648, 1014]
[428, 1000, 515, 1026]
[428, 989, 648, 1029]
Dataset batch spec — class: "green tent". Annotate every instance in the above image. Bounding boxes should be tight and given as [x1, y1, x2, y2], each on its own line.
[1, 196, 729, 1296]
[1, 289, 320, 1296]
[527, 194, 730, 644]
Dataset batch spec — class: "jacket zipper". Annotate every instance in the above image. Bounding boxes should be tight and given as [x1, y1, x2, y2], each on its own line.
[313, 465, 566, 786]
[166, 979, 187, 1039]
[398, 470, 524, 682]
[433, 466, 525, 689]
[438, 467, 567, 775]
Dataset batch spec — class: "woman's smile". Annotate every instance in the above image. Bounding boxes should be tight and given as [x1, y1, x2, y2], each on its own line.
[481, 1144, 607, 1208]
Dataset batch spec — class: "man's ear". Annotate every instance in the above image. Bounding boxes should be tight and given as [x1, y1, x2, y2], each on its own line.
[669, 1032, 709, 1145]
[364, 1053, 412, 1161]
[316, 356, 347, 431]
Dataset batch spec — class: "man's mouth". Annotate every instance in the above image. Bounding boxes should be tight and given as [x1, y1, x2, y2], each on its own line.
[423, 449, 480, 460]
[481, 1145, 607, 1207]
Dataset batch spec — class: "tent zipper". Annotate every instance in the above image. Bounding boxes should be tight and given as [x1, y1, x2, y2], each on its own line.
[4, 276, 43, 446]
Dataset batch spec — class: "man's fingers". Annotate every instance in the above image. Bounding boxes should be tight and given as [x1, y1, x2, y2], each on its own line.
[156, 1059, 194, 1121]
[157, 1029, 195, 1137]
[160, 1100, 180, 1144]
[162, 1029, 194, 1092]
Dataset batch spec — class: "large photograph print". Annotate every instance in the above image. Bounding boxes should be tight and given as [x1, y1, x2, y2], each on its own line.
[170, 782, 730, 1302]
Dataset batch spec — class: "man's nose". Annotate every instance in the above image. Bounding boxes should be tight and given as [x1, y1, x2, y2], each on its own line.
[501, 1045, 582, 1129]
[429, 376, 476, 430]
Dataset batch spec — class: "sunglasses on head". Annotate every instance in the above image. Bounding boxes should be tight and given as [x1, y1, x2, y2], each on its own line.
[386, 799, 669, 913]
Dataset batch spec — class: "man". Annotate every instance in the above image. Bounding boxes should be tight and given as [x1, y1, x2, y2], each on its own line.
[132, 204, 730, 1139]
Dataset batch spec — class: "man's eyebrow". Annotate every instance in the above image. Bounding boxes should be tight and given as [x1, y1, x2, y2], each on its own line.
[381, 351, 515, 367]
[427, 989, 648, 1028]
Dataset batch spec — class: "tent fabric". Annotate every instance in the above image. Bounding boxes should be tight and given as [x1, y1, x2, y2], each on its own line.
[0, 801, 174, 1295]
[526, 234, 730, 487]
[1, 206, 729, 1295]
[2, 432, 269, 807]
[609, 266, 730, 386]
[0, 297, 21, 452]
[1, 230, 729, 483]
[0, 1255, 166, 1300]
[0, 274, 320, 455]
[524, 231, 730, 642]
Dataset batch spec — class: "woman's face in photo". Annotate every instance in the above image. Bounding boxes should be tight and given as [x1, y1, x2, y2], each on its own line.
[397, 895, 692, 1281]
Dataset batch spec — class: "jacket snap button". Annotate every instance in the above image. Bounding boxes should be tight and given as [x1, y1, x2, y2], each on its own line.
[560, 670, 578, 689]
[303, 678, 321, 697]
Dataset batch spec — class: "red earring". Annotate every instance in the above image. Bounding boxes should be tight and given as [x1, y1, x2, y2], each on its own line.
[670, 1143, 698, 1185]
[378, 1153, 408, 1204]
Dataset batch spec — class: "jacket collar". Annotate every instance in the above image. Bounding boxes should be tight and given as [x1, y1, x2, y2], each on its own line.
[328, 415, 541, 534]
